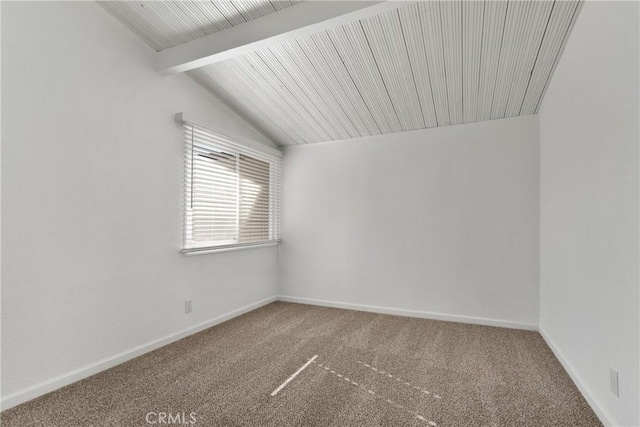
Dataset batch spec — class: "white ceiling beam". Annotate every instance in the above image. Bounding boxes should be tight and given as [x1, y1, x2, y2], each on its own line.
[156, 1, 412, 75]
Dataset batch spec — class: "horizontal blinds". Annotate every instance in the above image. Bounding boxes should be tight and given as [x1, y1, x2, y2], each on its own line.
[239, 154, 270, 242]
[191, 147, 236, 243]
[181, 116, 282, 251]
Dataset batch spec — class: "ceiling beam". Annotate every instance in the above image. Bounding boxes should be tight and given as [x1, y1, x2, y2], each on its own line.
[156, 1, 412, 75]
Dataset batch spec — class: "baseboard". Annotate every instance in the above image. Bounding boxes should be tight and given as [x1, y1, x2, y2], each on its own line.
[4, 293, 610, 427]
[538, 326, 618, 427]
[0, 295, 277, 411]
[276, 295, 538, 331]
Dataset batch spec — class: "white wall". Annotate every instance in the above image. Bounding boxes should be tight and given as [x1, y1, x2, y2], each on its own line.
[1, 2, 278, 406]
[539, 2, 639, 426]
[280, 115, 540, 328]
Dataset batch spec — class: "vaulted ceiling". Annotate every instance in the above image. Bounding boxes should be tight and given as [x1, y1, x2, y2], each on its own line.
[100, 1, 582, 146]
[98, 1, 305, 50]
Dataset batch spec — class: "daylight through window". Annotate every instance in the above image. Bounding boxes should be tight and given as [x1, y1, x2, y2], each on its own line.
[179, 115, 281, 253]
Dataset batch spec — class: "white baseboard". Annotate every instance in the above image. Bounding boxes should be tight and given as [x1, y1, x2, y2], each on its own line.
[3, 294, 610, 427]
[279, 296, 615, 424]
[538, 327, 617, 427]
[276, 295, 538, 331]
[1, 296, 277, 411]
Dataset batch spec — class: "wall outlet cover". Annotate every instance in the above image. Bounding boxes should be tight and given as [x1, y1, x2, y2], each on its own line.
[610, 368, 619, 397]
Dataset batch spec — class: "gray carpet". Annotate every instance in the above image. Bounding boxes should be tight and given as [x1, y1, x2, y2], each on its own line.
[1, 302, 602, 426]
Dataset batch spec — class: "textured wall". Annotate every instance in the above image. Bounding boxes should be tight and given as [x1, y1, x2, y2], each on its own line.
[280, 115, 540, 327]
[2, 1, 278, 402]
[539, 2, 639, 425]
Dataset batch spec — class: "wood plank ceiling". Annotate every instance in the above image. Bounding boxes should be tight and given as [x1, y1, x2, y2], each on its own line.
[98, 1, 304, 50]
[100, 1, 582, 146]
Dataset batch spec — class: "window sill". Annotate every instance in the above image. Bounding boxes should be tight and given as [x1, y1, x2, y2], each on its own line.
[181, 240, 280, 256]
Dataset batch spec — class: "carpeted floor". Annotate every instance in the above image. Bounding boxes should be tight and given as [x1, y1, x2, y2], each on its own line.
[1, 302, 601, 426]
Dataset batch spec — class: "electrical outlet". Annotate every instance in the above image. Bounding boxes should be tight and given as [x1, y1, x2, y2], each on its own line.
[610, 368, 619, 397]
[185, 299, 193, 314]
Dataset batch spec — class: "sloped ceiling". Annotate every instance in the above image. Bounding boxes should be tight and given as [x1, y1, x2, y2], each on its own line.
[99, 1, 305, 50]
[100, 1, 582, 146]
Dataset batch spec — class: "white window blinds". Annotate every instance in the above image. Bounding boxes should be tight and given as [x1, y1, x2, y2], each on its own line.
[178, 114, 282, 254]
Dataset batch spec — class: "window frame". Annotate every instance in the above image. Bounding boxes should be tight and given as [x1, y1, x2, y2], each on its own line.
[177, 113, 282, 255]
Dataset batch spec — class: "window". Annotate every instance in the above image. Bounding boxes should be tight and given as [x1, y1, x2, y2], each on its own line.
[178, 114, 282, 254]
